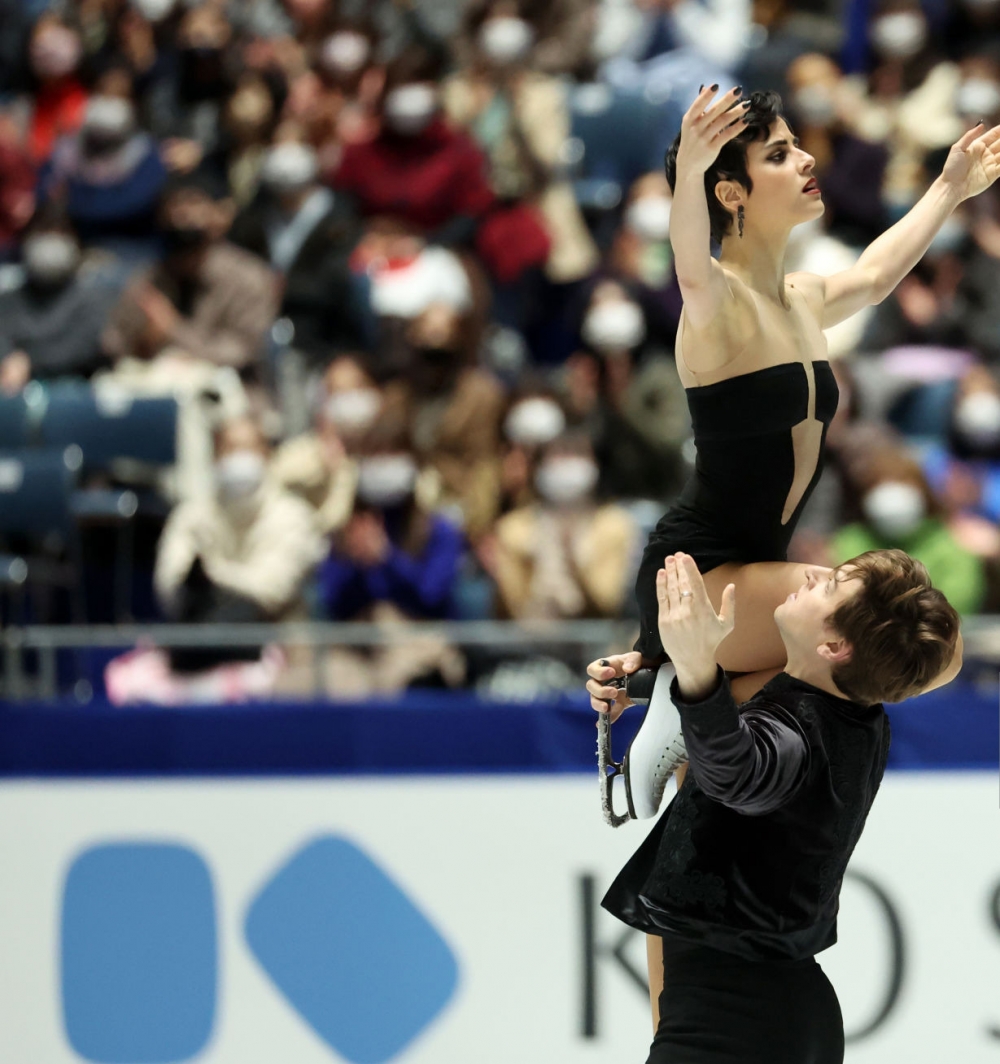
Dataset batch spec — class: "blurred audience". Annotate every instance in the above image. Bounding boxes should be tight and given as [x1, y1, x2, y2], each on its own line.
[102, 169, 277, 385]
[155, 414, 324, 641]
[39, 61, 168, 260]
[0, 210, 118, 390]
[3, 0, 1000, 696]
[832, 445, 986, 614]
[490, 430, 637, 618]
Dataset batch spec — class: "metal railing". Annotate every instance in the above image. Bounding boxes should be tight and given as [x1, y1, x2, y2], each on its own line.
[3, 615, 998, 703]
[0, 619, 639, 702]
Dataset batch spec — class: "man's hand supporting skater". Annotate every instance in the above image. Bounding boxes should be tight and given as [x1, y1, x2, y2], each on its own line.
[656, 552, 734, 702]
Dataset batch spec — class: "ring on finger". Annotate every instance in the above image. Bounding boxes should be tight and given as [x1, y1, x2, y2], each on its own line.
[680, 591, 693, 598]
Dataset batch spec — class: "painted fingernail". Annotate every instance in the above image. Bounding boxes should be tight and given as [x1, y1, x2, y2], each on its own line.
[699, 84, 704, 91]
[599, 659, 610, 667]
[742, 99, 752, 108]
[733, 86, 742, 95]
[710, 83, 719, 92]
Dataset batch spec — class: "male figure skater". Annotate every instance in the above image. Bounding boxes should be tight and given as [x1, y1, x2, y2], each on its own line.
[587, 549, 959, 1063]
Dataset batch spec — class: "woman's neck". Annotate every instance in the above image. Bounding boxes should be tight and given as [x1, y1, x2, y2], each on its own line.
[719, 226, 792, 306]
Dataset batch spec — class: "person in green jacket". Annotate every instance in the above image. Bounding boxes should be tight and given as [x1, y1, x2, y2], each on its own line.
[832, 446, 985, 615]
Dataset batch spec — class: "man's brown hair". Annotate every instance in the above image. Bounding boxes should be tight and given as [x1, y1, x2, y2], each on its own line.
[827, 549, 960, 705]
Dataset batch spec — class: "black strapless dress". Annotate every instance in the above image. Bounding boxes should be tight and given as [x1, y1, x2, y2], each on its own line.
[634, 360, 839, 659]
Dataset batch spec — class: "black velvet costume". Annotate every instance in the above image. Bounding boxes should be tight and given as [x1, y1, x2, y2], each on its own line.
[604, 669, 890, 1063]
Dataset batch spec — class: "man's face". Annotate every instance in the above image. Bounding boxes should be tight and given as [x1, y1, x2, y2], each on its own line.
[774, 564, 862, 658]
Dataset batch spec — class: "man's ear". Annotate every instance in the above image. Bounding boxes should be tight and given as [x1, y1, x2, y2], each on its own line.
[817, 638, 852, 666]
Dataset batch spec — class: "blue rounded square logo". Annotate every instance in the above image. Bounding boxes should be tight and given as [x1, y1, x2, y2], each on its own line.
[61, 843, 217, 1063]
[246, 836, 459, 1063]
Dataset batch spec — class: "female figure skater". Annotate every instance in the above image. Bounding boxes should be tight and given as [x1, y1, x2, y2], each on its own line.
[586, 84, 997, 1052]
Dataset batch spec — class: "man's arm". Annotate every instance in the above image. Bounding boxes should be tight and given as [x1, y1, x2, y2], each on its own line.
[672, 668, 810, 815]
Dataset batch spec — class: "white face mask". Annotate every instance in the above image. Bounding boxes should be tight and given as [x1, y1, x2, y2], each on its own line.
[31, 27, 82, 80]
[792, 84, 837, 126]
[503, 398, 566, 446]
[625, 196, 672, 242]
[82, 96, 136, 140]
[535, 456, 599, 506]
[954, 390, 1000, 448]
[356, 454, 417, 508]
[927, 215, 967, 256]
[870, 12, 927, 60]
[956, 77, 1000, 118]
[131, 0, 176, 21]
[383, 84, 438, 135]
[22, 233, 80, 285]
[479, 17, 535, 64]
[321, 31, 370, 74]
[215, 450, 266, 503]
[582, 299, 646, 353]
[862, 481, 926, 539]
[324, 387, 382, 435]
[261, 142, 319, 193]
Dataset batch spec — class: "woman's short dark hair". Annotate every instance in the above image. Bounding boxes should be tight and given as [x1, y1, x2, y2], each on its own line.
[664, 90, 786, 244]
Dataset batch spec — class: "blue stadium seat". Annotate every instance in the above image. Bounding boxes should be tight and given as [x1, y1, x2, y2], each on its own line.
[0, 447, 85, 627]
[38, 390, 178, 471]
[0, 395, 30, 449]
[568, 84, 677, 211]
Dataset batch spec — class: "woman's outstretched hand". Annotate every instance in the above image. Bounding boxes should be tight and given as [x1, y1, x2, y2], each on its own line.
[940, 120, 1000, 203]
[675, 85, 749, 177]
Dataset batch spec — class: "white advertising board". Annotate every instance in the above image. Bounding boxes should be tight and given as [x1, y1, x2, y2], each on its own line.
[0, 773, 997, 1064]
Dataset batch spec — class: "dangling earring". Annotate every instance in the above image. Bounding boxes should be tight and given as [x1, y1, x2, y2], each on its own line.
[737, 204, 745, 239]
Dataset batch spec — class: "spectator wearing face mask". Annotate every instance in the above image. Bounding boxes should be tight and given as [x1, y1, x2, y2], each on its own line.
[271, 354, 384, 534]
[606, 173, 683, 347]
[228, 130, 368, 374]
[386, 301, 506, 540]
[154, 414, 325, 669]
[498, 386, 569, 515]
[217, 73, 282, 208]
[102, 169, 278, 382]
[562, 279, 689, 503]
[785, 53, 889, 246]
[0, 212, 118, 392]
[920, 365, 1000, 559]
[831, 447, 985, 614]
[332, 46, 496, 251]
[490, 432, 638, 620]
[317, 424, 466, 630]
[38, 63, 169, 261]
[443, 0, 598, 291]
[26, 14, 88, 164]
[847, 1, 962, 220]
[454, 0, 599, 78]
[147, 3, 236, 175]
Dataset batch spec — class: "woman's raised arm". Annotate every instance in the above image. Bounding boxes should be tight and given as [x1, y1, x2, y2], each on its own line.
[800, 121, 1000, 329]
[670, 86, 748, 330]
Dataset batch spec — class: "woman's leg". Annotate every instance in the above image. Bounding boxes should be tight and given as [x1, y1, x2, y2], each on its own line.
[647, 934, 664, 1034]
[701, 562, 809, 674]
[635, 549, 810, 676]
[729, 667, 785, 704]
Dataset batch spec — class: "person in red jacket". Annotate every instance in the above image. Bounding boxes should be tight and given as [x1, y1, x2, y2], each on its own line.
[332, 45, 549, 284]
